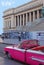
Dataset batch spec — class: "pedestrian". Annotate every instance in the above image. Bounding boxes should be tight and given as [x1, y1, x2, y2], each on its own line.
[18, 36, 21, 41]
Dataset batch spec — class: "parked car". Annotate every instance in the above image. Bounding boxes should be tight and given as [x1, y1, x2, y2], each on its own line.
[4, 40, 44, 65]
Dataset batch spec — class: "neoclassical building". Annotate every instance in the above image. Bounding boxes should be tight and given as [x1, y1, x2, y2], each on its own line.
[3, 0, 44, 33]
[3, 0, 44, 44]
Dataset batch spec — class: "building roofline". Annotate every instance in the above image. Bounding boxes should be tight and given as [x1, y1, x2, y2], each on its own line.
[4, 0, 38, 13]
[3, 4, 42, 18]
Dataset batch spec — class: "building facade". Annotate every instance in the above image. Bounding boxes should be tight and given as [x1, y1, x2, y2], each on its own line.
[2, 0, 44, 44]
[3, 0, 44, 32]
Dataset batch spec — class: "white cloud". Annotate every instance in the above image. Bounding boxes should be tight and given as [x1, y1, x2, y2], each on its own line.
[1, 1, 15, 6]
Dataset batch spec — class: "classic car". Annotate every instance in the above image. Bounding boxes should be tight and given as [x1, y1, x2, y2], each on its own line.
[4, 40, 44, 65]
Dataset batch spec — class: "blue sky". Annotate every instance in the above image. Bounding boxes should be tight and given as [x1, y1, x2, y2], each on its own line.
[0, 0, 31, 34]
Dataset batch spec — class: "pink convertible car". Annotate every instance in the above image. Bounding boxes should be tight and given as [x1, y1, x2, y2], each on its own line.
[4, 40, 44, 65]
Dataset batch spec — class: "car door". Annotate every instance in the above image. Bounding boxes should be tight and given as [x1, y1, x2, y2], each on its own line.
[13, 47, 26, 62]
[26, 50, 44, 65]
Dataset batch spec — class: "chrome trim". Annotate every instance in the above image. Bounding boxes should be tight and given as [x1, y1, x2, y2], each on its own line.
[27, 50, 44, 55]
[14, 47, 25, 52]
[31, 57, 44, 62]
[6, 47, 25, 52]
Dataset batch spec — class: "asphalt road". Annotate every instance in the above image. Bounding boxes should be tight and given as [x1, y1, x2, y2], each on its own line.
[0, 43, 25, 65]
[0, 57, 23, 65]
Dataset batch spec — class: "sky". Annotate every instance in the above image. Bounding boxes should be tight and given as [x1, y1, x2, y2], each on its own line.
[0, 0, 31, 34]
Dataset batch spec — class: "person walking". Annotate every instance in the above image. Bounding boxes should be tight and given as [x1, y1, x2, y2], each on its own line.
[18, 36, 21, 41]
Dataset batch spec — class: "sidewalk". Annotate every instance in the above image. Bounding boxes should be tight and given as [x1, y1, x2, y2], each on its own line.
[0, 37, 3, 43]
[2, 38, 27, 44]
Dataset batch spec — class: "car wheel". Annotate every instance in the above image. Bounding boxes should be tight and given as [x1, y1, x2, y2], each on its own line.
[7, 53, 11, 59]
[39, 64, 42, 65]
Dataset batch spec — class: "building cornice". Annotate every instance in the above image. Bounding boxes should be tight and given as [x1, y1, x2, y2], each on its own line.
[3, 0, 43, 17]
[3, 5, 42, 18]
[3, 0, 36, 13]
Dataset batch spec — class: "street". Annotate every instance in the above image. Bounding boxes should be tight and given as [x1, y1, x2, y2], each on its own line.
[0, 40, 43, 65]
[0, 57, 23, 65]
[0, 43, 24, 65]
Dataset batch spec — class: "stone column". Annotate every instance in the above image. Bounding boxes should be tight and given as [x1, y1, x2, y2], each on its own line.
[29, 12, 31, 22]
[23, 14, 24, 26]
[6, 21, 9, 28]
[20, 15, 21, 26]
[37, 10, 39, 19]
[6, 21, 8, 28]
[42, 0, 44, 7]
[33, 11, 35, 21]
[11, 15, 14, 28]
[12, 16, 16, 27]
[14, 16, 16, 27]
[17, 16, 19, 26]
[26, 13, 28, 25]
[3, 21, 5, 33]
[3, 20, 5, 32]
